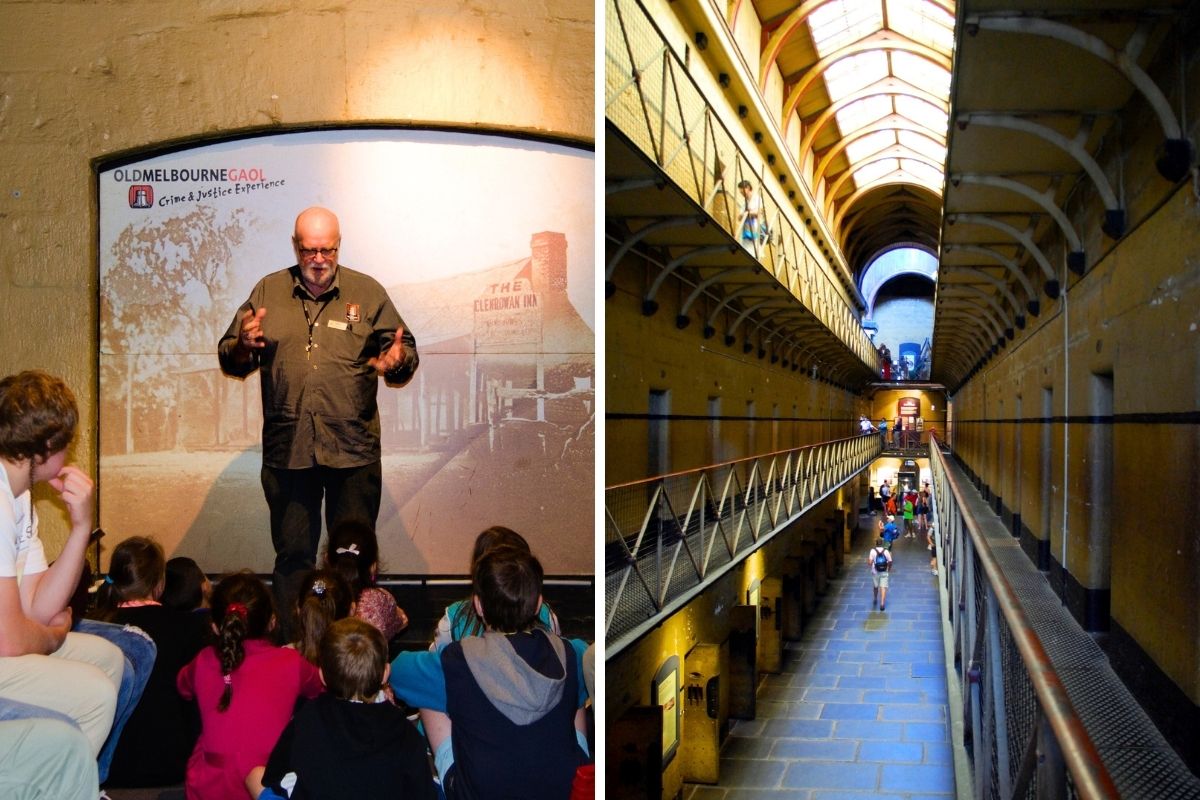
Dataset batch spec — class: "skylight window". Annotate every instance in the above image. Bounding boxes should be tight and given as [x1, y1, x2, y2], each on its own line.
[897, 129, 946, 163]
[891, 51, 951, 96]
[824, 51, 890, 100]
[887, 0, 955, 53]
[895, 95, 948, 136]
[900, 158, 945, 188]
[835, 95, 893, 134]
[853, 159, 898, 185]
[845, 130, 897, 162]
[810, 0, 884, 58]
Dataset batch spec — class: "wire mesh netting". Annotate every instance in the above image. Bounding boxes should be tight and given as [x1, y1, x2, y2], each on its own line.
[605, 435, 878, 652]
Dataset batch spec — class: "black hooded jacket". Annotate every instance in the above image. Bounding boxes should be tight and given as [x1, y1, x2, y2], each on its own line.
[262, 693, 436, 800]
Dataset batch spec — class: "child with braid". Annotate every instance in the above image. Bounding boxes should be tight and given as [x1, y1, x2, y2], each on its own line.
[177, 571, 322, 799]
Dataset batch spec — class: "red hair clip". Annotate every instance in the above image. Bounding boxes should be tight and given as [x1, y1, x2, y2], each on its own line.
[226, 602, 249, 621]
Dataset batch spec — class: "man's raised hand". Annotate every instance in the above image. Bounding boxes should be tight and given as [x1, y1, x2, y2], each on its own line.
[239, 307, 268, 350]
[368, 329, 407, 374]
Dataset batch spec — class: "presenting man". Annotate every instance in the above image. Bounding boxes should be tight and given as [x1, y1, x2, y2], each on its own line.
[218, 207, 418, 637]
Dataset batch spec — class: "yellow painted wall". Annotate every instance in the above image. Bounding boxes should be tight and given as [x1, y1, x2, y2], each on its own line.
[869, 387, 947, 439]
[606, 501, 843, 799]
[0, 0, 594, 556]
[950, 184, 1200, 699]
[606, 253, 862, 486]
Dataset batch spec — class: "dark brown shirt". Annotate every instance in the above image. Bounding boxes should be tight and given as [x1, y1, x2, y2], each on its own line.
[218, 265, 418, 469]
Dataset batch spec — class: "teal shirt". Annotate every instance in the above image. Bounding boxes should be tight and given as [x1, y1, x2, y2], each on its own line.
[392, 635, 591, 712]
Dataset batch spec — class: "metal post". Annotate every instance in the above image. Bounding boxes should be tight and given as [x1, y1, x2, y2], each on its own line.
[963, 534, 978, 681]
[986, 586, 1012, 799]
[1037, 710, 1068, 800]
[968, 664, 985, 800]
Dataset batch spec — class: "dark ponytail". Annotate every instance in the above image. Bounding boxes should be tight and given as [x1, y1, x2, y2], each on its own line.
[210, 571, 274, 712]
[93, 537, 165, 622]
[294, 569, 352, 665]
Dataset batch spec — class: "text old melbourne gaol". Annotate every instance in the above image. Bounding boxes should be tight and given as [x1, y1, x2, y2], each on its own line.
[604, 0, 1200, 798]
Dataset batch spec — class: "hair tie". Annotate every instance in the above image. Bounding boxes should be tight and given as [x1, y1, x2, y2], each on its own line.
[223, 674, 233, 686]
[226, 602, 249, 621]
[311, 579, 326, 596]
[336, 544, 360, 556]
[103, 574, 114, 585]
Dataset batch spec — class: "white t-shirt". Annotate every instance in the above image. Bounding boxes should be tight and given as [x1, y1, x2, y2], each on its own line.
[0, 465, 48, 580]
[869, 547, 892, 572]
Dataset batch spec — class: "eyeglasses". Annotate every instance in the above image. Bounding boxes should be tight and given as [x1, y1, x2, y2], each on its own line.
[298, 247, 338, 260]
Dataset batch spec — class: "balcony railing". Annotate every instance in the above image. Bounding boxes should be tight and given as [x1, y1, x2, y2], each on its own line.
[605, 432, 881, 656]
[880, 428, 936, 454]
[928, 438, 1119, 799]
[605, 0, 878, 372]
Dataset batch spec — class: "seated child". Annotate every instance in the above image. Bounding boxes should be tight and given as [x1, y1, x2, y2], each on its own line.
[290, 569, 353, 665]
[429, 525, 559, 651]
[391, 545, 589, 800]
[249, 618, 437, 800]
[93, 536, 210, 787]
[325, 521, 408, 642]
[162, 556, 213, 626]
[177, 571, 322, 799]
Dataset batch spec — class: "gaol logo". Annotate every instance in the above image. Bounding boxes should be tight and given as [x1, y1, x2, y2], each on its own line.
[129, 185, 154, 208]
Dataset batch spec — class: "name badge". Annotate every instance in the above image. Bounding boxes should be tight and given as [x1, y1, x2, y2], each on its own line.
[327, 320, 348, 331]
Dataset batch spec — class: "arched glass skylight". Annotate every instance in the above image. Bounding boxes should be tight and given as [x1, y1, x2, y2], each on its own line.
[802, 0, 955, 200]
[846, 129, 898, 162]
[898, 129, 947, 162]
[823, 51, 890, 99]
[835, 95, 893, 133]
[810, 1, 885, 58]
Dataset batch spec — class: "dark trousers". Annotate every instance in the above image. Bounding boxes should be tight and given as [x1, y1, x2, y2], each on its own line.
[261, 462, 382, 638]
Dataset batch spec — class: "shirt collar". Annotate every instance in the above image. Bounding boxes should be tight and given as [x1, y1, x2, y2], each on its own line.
[289, 264, 341, 301]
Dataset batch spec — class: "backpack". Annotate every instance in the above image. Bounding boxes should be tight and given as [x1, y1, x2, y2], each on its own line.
[873, 548, 889, 572]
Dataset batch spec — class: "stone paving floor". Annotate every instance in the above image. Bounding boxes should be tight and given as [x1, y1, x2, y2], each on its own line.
[685, 524, 957, 799]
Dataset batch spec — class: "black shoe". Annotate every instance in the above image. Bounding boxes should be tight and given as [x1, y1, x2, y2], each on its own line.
[880, 605, 885, 611]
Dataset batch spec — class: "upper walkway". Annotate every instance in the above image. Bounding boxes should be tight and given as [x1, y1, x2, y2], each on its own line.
[937, 446, 1200, 799]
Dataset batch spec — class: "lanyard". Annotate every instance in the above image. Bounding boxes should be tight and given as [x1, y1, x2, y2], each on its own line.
[300, 296, 328, 359]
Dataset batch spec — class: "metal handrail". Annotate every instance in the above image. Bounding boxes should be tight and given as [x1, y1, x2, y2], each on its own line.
[929, 436, 1119, 800]
[605, 432, 882, 657]
[605, 0, 878, 372]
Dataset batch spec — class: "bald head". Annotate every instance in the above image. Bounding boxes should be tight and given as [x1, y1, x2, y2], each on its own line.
[293, 207, 342, 296]
[294, 206, 340, 242]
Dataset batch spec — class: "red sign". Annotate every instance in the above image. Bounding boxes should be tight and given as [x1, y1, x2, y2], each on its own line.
[897, 397, 921, 417]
